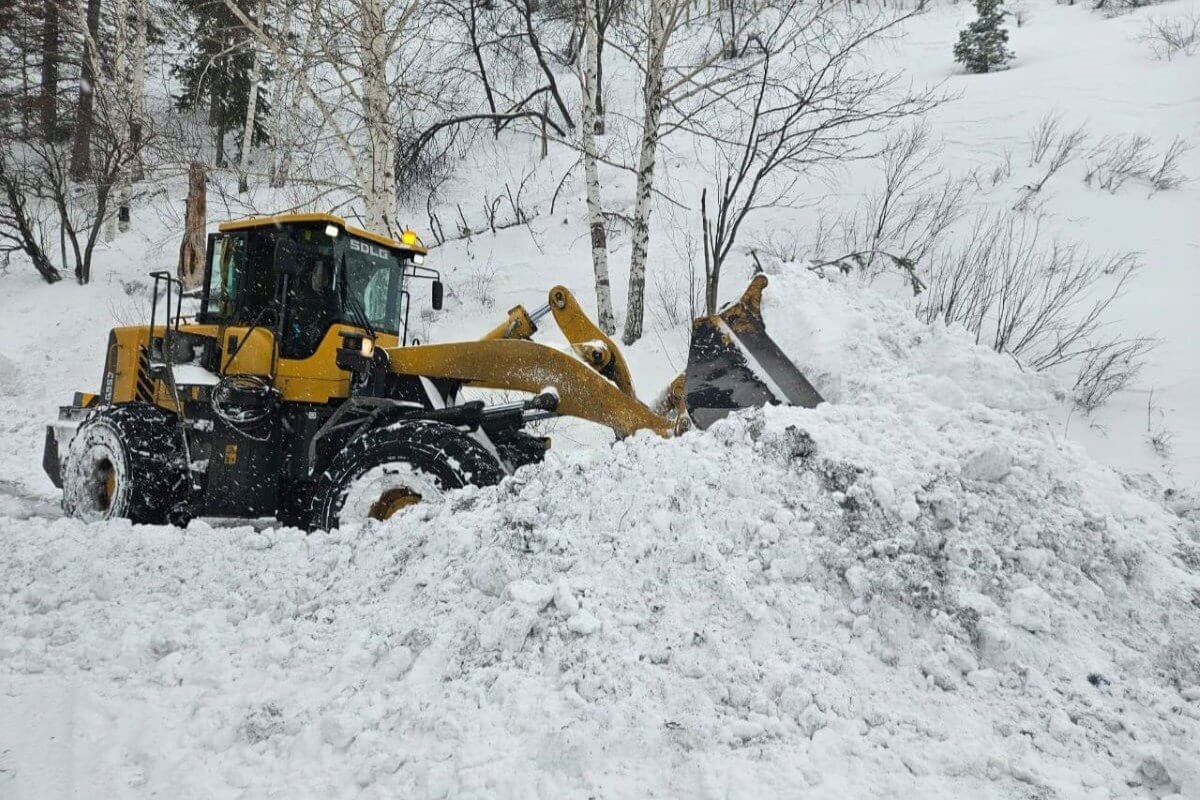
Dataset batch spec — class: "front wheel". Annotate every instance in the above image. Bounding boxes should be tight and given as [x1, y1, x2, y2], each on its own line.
[307, 420, 505, 531]
[61, 404, 187, 524]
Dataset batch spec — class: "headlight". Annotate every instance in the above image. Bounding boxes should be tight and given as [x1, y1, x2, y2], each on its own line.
[412, 253, 425, 265]
[361, 338, 375, 357]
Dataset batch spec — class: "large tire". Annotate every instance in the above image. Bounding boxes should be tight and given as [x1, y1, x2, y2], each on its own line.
[62, 404, 188, 525]
[308, 420, 504, 531]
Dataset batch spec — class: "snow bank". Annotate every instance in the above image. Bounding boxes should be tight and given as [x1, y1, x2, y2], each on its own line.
[2, 271, 1199, 799]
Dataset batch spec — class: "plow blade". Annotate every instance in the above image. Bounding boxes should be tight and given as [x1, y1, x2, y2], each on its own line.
[684, 275, 823, 430]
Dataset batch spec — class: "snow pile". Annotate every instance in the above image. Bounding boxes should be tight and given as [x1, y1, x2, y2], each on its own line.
[3, 271, 1200, 799]
[0, 352, 22, 396]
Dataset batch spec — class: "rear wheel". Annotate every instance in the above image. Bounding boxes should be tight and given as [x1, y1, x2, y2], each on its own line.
[62, 404, 187, 524]
[308, 420, 505, 531]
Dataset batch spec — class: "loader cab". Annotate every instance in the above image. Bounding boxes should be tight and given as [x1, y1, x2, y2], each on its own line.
[200, 215, 438, 360]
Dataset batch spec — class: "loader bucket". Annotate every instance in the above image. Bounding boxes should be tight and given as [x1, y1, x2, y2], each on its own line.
[684, 275, 823, 430]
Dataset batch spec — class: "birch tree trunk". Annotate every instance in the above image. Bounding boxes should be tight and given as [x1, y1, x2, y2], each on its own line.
[587, 0, 605, 135]
[580, 18, 615, 335]
[360, 0, 396, 235]
[267, 0, 299, 187]
[237, 0, 266, 194]
[104, 0, 129, 242]
[622, 0, 667, 345]
[129, 0, 147, 182]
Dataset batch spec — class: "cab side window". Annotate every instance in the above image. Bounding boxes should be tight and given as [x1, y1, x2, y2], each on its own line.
[279, 231, 340, 359]
[203, 234, 246, 321]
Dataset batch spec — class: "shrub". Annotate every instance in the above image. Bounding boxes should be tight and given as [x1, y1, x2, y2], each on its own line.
[1138, 12, 1200, 60]
[918, 211, 1154, 411]
[1084, 134, 1190, 194]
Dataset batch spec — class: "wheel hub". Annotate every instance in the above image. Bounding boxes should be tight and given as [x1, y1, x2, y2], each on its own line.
[336, 462, 445, 529]
[93, 459, 116, 512]
[368, 486, 422, 520]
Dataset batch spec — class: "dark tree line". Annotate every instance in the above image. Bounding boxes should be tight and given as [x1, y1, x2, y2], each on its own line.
[0, 0, 274, 284]
[1, 0, 112, 283]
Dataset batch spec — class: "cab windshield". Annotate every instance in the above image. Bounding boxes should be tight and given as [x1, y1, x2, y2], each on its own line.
[202, 224, 407, 359]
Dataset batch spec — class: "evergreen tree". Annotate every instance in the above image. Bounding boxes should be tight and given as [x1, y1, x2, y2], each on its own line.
[954, 0, 1014, 74]
[172, 0, 270, 166]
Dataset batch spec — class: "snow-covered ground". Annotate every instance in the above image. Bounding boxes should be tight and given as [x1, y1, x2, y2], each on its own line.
[4, 271, 1200, 798]
[2, 0, 1200, 797]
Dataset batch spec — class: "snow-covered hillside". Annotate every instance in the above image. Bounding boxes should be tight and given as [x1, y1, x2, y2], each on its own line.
[884, 0, 1200, 483]
[2, 0, 1200, 797]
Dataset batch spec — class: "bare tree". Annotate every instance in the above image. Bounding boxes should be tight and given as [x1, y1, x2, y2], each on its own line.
[622, 0, 682, 344]
[1016, 115, 1088, 209]
[0, 6, 18, 125]
[0, 0, 153, 262]
[0, 154, 63, 283]
[1084, 134, 1153, 193]
[448, 0, 502, 133]
[1138, 11, 1200, 60]
[697, 10, 939, 313]
[129, 0, 148, 181]
[762, 128, 969, 297]
[229, 0, 560, 232]
[1146, 137, 1190, 191]
[828, 124, 970, 281]
[1083, 133, 1189, 194]
[510, 0, 575, 131]
[265, 0, 308, 187]
[106, 0, 132, 238]
[407, 0, 574, 164]
[1074, 335, 1157, 413]
[1, 107, 148, 284]
[622, 0, 791, 344]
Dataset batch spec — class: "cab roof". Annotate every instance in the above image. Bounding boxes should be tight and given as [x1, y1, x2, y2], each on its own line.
[217, 212, 429, 255]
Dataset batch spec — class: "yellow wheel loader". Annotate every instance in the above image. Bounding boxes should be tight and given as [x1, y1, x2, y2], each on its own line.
[42, 213, 821, 530]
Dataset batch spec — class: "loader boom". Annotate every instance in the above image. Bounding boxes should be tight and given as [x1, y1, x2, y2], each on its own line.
[383, 276, 821, 440]
[388, 338, 670, 438]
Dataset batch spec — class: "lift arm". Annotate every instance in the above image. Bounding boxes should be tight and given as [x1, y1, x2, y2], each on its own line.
[476, 287, 637, 398]
[386, 339, 671, 438]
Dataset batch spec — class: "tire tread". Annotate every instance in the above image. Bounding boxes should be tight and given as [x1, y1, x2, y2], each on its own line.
[307, 420, 504, 531]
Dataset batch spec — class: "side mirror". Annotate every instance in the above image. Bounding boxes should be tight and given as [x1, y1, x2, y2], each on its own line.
[431, 280, 444, 311]
[275, 237, 304, 277]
